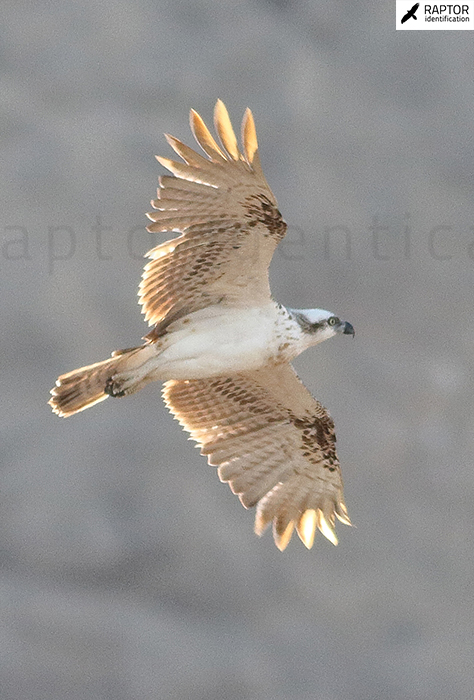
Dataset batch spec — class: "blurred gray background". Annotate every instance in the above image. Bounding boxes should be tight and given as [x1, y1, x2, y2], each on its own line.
[2, 1, 474, 699]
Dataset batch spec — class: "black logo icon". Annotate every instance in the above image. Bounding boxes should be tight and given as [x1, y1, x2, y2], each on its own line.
[401, 2, 420, 23]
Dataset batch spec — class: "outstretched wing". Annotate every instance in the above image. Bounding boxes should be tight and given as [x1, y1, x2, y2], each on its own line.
[140, 100, 287, 335]
[163, 363, 351, 550]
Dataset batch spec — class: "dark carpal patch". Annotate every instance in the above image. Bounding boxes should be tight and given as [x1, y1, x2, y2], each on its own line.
[292, 415, 338, 471]
[244, 193, 287, 241]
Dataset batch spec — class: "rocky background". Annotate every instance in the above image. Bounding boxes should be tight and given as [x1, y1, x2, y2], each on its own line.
[2, 2, 474, 698]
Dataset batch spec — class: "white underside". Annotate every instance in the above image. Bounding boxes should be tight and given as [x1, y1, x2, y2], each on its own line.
[147, 303, 291, 381]
[112, 302, 341, 393]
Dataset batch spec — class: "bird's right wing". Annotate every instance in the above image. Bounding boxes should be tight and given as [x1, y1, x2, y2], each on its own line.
[163, 363, 351, 550]
[140, 101, 287, 337]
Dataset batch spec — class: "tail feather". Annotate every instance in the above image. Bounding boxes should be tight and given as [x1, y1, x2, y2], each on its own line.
[49, 346, 153, 417]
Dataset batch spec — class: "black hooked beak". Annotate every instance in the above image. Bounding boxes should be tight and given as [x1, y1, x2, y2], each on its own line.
[341, 321, 355, 338]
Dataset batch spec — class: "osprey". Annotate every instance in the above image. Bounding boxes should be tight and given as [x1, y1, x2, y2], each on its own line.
[50, 101, 355, 551]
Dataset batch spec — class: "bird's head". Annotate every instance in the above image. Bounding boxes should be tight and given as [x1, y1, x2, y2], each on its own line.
[290, 308, 355, 346]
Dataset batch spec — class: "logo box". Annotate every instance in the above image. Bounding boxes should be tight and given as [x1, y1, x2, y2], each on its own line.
[396, 1, 474, 29]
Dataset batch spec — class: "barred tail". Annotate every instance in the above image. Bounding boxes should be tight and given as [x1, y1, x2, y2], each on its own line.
[49, 345, 154, 417]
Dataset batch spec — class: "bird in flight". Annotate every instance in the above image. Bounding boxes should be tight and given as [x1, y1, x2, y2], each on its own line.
[50, 101, 355, 550]
[401, 2, 419, 23]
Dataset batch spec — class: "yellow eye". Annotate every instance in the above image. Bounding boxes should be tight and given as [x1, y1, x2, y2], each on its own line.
[328, 316, 339, 326]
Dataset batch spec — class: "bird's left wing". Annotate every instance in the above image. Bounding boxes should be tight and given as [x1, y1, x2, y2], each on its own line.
[140, 101, 287, 336]
[163, 363, 351, 550]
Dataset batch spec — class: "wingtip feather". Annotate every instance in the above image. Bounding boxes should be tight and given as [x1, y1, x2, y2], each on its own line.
[273, 520, 295, 551]
[189, 108, 226, 161]
[297, 509, 317, 549]
[242, 107, 258, 164]
[335, 499, 352, 526]
[318, 509, 339, 546]
[214, 99, 240, 161]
